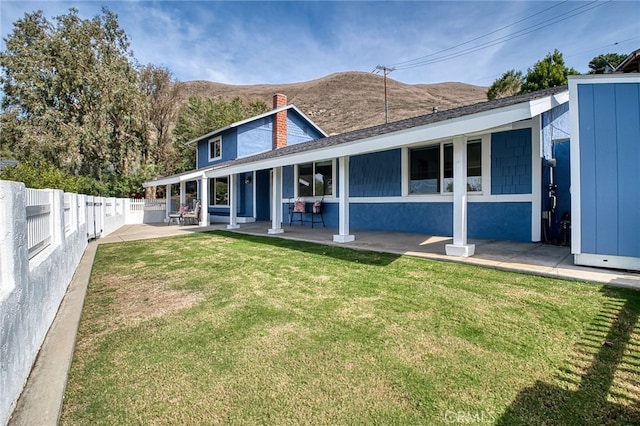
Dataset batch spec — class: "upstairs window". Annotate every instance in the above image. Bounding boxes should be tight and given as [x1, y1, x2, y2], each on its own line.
[208, 136, 222, 161]
[297, 160, 333, 197]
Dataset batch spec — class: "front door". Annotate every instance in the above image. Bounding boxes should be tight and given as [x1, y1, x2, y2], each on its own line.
[255, 169, 271, 221]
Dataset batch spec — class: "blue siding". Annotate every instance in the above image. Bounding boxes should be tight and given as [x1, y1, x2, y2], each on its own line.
[578, 82, 640, 257]
[350, 203, 453, 235]
[468, 202, 532, 242]
[615, 83, 640, 257]
[197, 130, 237, 168]
[491, 129, 532, 194]
[237, 118, 272, 158]
[578, 85, 597, 254]
[282, 165, 295, 199]
[239, 172, 253, 217]
[287, 112, 324, 146]
[349, 150, 402, 197]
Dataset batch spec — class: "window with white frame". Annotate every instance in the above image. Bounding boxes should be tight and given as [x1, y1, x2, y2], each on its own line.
[209, 176, 229, 206]
[208, 136, 221, 161]
[297, 160, 333, 197]
[409, 139, 482, 194]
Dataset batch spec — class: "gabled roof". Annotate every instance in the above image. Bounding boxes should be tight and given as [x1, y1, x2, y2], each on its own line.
[185, 104, 327, 145]
[144, 85, 568, 187]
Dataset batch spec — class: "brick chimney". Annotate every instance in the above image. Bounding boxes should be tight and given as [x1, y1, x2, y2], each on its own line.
[272, 93, 287, 149]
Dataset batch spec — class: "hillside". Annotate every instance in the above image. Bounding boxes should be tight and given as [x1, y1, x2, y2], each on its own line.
[181, 72, 487, 135]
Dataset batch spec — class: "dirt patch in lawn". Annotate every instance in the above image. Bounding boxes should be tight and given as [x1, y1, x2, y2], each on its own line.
[102, 275, 205, 328]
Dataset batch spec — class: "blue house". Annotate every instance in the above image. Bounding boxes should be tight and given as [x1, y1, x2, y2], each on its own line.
[147, 94, 326, 223]
[146, 87, 572, 258]
[569, 72, 640, 270]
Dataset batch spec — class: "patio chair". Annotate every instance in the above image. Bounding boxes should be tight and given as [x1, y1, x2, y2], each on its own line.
[289, 199, 306, 226]
[167, 205, 187, 226]
[310, 198, 325, 228]
[182, 202, 201, 225]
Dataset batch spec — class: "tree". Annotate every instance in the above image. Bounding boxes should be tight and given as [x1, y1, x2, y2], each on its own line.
[588, 53, 627, 73]
[521, 49, 579, 93]
[172, 96, 269, 172]
[0, 8, 147, 181]
[139, 64, 183, 176]
[487, 70, 523, 100]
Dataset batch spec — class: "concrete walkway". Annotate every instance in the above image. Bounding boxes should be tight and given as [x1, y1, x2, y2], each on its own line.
[8, 222, 640, 425]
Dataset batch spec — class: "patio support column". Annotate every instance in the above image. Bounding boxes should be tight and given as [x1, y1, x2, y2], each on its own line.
[200, 177, 209, 227]
[227, 174, 240, 229]
[333, 156, 355, 243]
[268, 167, 284, 234]
[179, 181, 186, 208]
[165, 183, 171, 222]
[446, 136, 475, 257]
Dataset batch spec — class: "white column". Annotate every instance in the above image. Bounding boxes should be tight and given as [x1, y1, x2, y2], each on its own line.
[531, 114, 542, 242]
[165, 184, 171, 222]
[227, 174, 240, 229]
[200, 177, 209, 227]
[268, 167, 284, 234]
[446, 136, 475, 257]
[252, 171, 257, 219]
[333, 156, 355, 242]
[179, 181, 186, 208]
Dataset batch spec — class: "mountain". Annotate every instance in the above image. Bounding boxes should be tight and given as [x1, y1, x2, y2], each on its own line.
[181, 71, 487, 135]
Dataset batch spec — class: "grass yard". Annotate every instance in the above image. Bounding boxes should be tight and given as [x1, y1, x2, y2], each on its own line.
[61, 231, 640, 425]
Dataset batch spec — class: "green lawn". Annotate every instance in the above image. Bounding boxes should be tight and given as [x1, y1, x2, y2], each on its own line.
[61, 231, 640, 425]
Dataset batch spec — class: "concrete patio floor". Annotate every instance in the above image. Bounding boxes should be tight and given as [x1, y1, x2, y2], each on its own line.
[102, 221, 640, 290]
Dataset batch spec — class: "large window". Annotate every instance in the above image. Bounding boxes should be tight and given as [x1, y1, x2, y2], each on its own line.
[209, 136, 221, 161]
[298, 160, 333, 197]
[466, 140, 482, 192]
[410, 145, 440, 194]
[209, 176, 229, 206]
[409, 140, 482, 194]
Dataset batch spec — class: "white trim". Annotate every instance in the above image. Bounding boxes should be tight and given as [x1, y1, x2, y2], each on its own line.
[200, 176, 209, 226]
[574, 253, 640, 271]
[208, 136, 222, 162]
[317, 193, 532, 203]
[569, 78, 582, 254]
[568, 73, 640, 84]
[481, 133, 491, 196]
[227, 174, 239, 229]
[269, 167, 284, 234]
[531, 114, 542, 242]
[401, 147, 409, 196]
[252, 170, 257, 219]
[334, 156, 355, 242]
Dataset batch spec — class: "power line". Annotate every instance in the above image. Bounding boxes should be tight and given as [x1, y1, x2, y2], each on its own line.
[387, 0, 611, 71]
[388, 0, 569, 68]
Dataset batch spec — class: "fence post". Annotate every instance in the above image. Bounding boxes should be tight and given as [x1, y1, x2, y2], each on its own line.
[50, 189, 64, 245]
[0, 181, 28, 297]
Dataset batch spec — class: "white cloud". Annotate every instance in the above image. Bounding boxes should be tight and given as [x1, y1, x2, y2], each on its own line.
[2, 1, 638, 87]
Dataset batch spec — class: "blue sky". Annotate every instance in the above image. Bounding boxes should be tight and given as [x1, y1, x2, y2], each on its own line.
[1, 1, 639, 87]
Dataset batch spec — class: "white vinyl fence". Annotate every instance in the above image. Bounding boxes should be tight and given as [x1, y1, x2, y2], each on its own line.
[0, 180, 169, 426]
